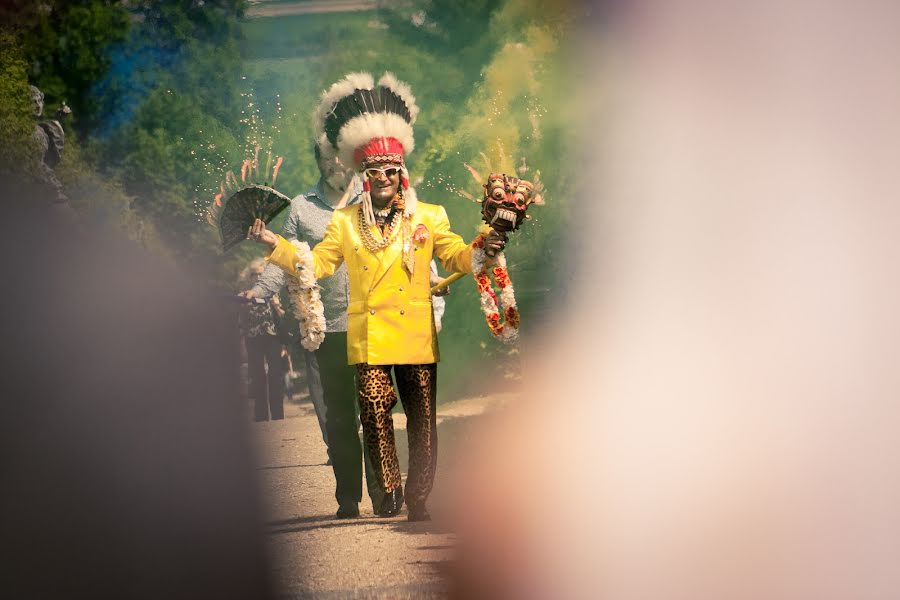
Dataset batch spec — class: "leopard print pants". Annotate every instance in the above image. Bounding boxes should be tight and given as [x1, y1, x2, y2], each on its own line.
[356, 363, 438, 510]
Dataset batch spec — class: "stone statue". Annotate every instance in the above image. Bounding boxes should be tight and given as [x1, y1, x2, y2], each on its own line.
[30, 85, 70, 204]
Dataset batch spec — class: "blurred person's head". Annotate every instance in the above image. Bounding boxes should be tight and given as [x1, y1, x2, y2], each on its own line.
[314, 143, 355, 193]
[241, 257, 266, 287]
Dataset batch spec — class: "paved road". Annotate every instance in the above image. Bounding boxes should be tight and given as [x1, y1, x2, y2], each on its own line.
[246, 0, 377, 18]
[252, 392, 511, 598]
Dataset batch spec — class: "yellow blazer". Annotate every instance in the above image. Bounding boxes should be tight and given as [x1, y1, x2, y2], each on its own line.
[267, 201, 472, 365]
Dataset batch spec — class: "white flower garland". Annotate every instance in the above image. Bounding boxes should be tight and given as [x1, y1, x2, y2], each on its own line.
[471, 244, 520, 344]
[286, 240, 326, 351]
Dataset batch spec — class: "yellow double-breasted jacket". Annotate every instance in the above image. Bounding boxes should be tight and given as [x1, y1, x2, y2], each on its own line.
[267, 201, 472, 365]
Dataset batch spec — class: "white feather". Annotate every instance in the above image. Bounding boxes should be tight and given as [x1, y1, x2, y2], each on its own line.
[403, 185, 418, 216]
[361, 190, 375, 226]
[315, 133, 337, 160]
[312, 72, 375, 140]
[378, 72, 419, 124]
[336, 112, 415, 169]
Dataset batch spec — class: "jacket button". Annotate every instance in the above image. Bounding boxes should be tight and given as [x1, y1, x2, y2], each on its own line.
[399, 287, 404, 292]
[400, 309, 405, 315]
[354, 245, 359, 251]
[369, 308, 375, 315]
[363, 265, 368, 270]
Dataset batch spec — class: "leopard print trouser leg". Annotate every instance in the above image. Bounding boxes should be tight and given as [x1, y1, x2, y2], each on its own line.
[395, 363, 438, 510]
[356, 364, 402, 492]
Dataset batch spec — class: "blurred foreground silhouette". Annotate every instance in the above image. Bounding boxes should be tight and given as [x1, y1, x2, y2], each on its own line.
[448, 2, 900, 599]
[0, 179, 275, 600]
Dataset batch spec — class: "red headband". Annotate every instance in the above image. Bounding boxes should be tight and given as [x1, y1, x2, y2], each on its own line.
[355, 137, 405, 170]
[357, 137, 410, 191]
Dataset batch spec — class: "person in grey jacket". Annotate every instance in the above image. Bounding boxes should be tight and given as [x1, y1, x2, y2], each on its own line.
[244, 146, 384, 517]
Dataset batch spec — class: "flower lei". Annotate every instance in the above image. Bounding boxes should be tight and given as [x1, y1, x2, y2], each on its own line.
[471, 235, 520, 344]
[286, 240, 326, 351]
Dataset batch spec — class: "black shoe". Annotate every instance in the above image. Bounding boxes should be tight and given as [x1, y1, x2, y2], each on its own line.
[407, 506, 431, 522]
[336, 504, 359, 519]
[377, 487, 404, 518]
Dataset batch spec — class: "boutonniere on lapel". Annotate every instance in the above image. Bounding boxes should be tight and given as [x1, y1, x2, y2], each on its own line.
[400, 219, 427, 276]
[412, 223, 430, 244]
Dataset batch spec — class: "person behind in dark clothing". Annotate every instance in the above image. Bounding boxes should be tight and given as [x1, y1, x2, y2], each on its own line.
[238, 258, 286, 421]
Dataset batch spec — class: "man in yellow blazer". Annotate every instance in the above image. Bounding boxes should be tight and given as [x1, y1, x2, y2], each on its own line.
[249, 164, 504, 521]
[249, 72, 504, 521]
[266, 194, 471, 365]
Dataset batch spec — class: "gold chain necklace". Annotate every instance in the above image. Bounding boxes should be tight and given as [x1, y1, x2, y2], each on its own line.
[357, 205, 402, 252]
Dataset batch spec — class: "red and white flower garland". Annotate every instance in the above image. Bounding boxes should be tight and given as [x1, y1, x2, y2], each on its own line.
[287, 240, 326, 351]
[471, 236, 520, 344]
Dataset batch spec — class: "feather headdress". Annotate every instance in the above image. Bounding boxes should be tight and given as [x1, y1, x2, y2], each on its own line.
[312, 72, 420, 225]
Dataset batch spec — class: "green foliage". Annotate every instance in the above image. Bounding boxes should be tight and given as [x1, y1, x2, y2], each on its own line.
[378, 0, 496, 81]
[238, 0, 580, 400]
[2, 0, 581, 400]
[57, 136, 173, 258]
[239, 9, 474, 193]
[395, 1, 579, 397]
[130, 0, 246, 47]
[241, 11, 373, 61]
[0, 33, 41, 180]
[96, 85, 243, 251]
[88, 2, 248, 258]
[1, 0, 130, 129]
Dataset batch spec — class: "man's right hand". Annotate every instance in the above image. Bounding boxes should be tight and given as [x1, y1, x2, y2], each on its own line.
[239, 290, 257, 300]
[248, 218, 278, 248]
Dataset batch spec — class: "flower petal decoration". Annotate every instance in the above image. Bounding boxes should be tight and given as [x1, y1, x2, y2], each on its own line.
[286, 240, 326, 351]
[413, 223, 430, 243]
[471, 237, 519, 344]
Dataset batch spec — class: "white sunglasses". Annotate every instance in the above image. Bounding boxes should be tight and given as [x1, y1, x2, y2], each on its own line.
[364, 166, 402, 179]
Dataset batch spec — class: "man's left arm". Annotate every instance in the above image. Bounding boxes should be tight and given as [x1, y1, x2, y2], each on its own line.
[430, 206, 506, 271]
[431, 205, 473, 274]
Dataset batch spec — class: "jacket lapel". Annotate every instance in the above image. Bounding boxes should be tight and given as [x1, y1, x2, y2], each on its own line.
[370, 232, 403, 289]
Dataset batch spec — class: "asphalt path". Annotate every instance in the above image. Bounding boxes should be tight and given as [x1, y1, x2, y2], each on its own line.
[252, 391, 511, 598]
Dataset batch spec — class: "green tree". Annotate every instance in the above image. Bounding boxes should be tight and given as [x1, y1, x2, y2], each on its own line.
[378, 0, 497, 82]
[0, 0, 131, 131]
[0, 32, 41, 182]
[238, 1, 579, 372]
[88, 1, 249, 258]
[130, 0, 246, 47]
